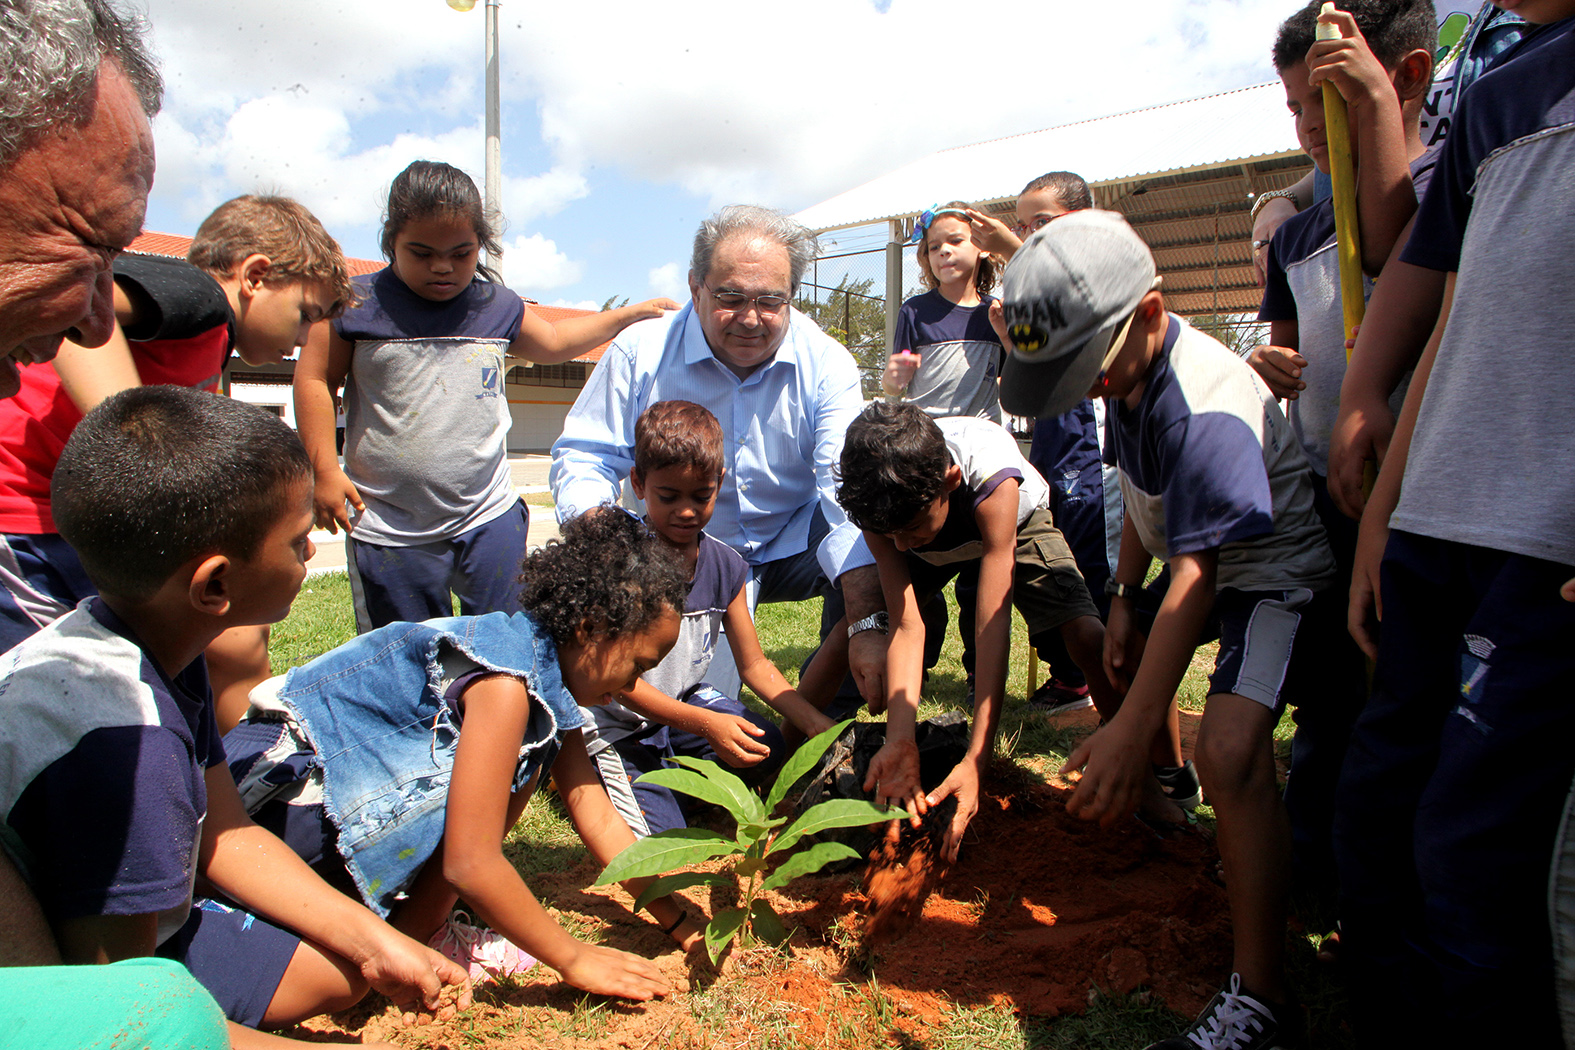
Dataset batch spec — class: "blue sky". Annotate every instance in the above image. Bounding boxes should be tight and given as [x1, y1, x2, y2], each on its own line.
[137, 0, 1289, 309]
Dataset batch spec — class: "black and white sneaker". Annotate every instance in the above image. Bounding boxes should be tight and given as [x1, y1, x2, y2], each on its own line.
[1027, 677, 1095, 715]
[1145, 974, 1302, 1050]
[1153, 759, 1203, 810]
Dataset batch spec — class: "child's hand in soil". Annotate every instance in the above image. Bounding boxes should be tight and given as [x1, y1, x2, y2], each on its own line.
[700, 711, 772, 767]
[1061, 718, 1148, 827]
[925, 758, 982, 863]
[865, 738, 924, 819]
[559, 942, 670, 1000]
[368, 935, 472, 1025]
[399, 976, 473, 1027]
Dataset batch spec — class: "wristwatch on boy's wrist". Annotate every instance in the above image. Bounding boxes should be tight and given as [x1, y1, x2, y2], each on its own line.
[847, 611, 890, 639]
[1105, 579, 1141, 601]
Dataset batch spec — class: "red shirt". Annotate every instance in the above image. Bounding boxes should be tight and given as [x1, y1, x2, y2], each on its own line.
[0, 254, 232, 533]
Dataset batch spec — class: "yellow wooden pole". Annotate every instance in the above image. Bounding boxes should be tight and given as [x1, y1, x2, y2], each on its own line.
[1318, 4, 1378, 497]
[1319, 2, 1366, 353]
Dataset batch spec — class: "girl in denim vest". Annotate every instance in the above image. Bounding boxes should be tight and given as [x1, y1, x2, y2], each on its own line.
[228, 510, 702, 997]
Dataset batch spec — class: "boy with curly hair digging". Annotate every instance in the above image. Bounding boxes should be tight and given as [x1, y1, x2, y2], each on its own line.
[583, 400, 836, 835]
[838, 400, 1190, 863]
[999, 210, 1342, 1049]
[0, 387, 468, 1048]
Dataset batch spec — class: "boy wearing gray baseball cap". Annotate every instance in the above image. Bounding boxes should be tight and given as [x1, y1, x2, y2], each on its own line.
[1002, 209, 1342, 1050]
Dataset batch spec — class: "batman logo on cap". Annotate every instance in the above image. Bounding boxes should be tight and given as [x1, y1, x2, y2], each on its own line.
[1003, 297, 1067, 356]
[1009, 322, 1047, 353]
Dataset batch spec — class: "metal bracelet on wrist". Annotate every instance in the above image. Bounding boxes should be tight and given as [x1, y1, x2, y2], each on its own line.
[846, 610, 890, 639]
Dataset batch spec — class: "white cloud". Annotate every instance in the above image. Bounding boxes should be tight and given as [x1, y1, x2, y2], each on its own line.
[133, 0, 1291, 301]
[546, 298, 601, 311]
[504, 0, 1289, 208]
[502, 166, 590, 229]
[503, 233, 582, 290]
[647, 262, 687, 301]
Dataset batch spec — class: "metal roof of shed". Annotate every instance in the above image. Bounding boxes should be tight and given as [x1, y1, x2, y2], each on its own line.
[794, 82, 1314, 318]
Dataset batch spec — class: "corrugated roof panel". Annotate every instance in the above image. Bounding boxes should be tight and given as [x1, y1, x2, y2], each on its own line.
[794, 83, 1298, 233]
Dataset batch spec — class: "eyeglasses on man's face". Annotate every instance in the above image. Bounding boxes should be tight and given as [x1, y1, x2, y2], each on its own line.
[707, 286, 790, 315]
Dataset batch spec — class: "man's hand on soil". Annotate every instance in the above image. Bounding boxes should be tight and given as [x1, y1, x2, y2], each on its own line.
[847, 629, 889, 712]
[864, 737, 924, 819]
[926, 759, 982, 863]
[1061, 719, 1148, 827]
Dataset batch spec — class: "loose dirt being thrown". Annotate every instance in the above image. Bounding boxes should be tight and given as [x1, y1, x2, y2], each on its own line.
[301, 741, 1231, 1048]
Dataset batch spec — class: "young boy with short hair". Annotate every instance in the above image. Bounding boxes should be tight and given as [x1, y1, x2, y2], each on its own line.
[1252, 0, 1439, 889]
[1341, 4, 1575, 1044]
[584, 400, 835, 835]
[839, 400, 1194, 863]
[0, 194, 355, 725]
[0, 387, 468, 1048]
[999, 209, 1341, 1050]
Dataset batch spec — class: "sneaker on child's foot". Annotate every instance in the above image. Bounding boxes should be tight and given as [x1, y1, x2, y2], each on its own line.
[1153, 759, 1203, 810]
[1027, 677, 1094, 715]
[428, 911, 536, 984]
[1144, 974, 1303, 1050]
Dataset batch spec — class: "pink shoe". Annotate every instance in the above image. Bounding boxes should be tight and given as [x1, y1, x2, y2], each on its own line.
[428, 911, 537, 984]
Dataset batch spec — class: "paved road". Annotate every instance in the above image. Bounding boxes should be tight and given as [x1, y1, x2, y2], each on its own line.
[305, 454, 561, 577]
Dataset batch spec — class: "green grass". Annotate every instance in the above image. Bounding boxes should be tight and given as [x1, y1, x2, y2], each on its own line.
[269, 574, 1344, 1049]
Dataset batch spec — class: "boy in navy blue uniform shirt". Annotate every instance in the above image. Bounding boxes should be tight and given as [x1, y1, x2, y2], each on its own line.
[1253, 0, 1440, 889]
[584, 400, 835, 835]
[0, 388, 468, 1045]
[1340, 5, 1575, 1044]
[999, 209, 1341, 1050]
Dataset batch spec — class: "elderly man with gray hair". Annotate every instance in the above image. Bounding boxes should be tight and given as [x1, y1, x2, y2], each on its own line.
[0, 0, 160, 400]
[0, 4, 228, 1046]
[552, 205, 888, 723]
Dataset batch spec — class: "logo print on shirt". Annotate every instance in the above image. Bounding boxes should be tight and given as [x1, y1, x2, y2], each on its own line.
[477, 366, 500, 400]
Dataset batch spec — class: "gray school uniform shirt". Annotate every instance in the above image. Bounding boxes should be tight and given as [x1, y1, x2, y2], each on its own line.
[335, 268, 525, 546]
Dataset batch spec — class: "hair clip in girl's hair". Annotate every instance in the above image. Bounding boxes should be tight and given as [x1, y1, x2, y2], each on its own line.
[906, 205, 970, 244]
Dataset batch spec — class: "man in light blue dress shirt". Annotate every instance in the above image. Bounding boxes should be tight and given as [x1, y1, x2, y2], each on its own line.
[551, 206, 888, 710]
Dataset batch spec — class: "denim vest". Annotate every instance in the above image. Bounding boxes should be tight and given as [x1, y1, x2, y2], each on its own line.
[271, 612, 583, 916]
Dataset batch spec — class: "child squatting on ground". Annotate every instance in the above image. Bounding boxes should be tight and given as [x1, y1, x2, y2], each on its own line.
[294, 159, 677, 634]
[837, 400, 1198, 864]
[581, 400, 834, 837]
[227, 507, 708, 996]
[996, 209, 1347, 1050]
[0, 194, 356, 730]
[0, 387, 470, 1050]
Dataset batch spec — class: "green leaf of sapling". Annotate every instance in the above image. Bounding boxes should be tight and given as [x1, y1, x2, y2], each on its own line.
[757, 840, 862, 894]
[705, 907, 749, 964]
[665, 755, 765, 824]
[735, 855, 768, 879]
[637, 767, 755, 823]
[633, 871, 733, 912]
[596, 828, 738, 886]
[768, 798, 906, 856]
[749, 900, 791, 947]
[763, 719, 854, 815]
